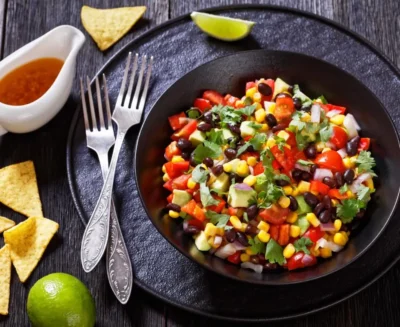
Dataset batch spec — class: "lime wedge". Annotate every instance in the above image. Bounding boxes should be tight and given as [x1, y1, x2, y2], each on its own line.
[191, 12, 255, 41]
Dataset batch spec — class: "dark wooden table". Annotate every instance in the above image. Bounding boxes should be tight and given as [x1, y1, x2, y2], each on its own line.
[0, 0, 399, 326]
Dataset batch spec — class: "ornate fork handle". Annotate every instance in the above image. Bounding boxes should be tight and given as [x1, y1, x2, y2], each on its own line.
[81, 129, 126, 272]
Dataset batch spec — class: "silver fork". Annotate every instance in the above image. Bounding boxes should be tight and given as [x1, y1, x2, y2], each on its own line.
[80, 75, 133, 304]
[81, 53, 153, 273]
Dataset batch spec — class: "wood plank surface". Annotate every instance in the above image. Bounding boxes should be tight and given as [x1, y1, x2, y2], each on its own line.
[0, 0, 399, 326]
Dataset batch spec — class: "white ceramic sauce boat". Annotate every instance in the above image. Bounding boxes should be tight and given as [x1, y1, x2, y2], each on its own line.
[0, 25, 85, 135]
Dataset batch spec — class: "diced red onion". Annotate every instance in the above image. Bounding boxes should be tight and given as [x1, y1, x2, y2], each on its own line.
[232, 240, 247, 251]
[350, 114, 361, 130]
[311, 104, 321, 123]
[320, 222, 336, 232]
[215, 243, 237, 259]
[326, 110, 342, 118]
[214, 236, 222, 247]
[301, 254, 314, 265]
[313, 168, 333, 181]
[295, 163, 311, 172]
[325, 141, 336, 150]
[316, 238, 344, 252]
[234, 183, 253, 191]
[249, 166, 254, 175]
[337, 148, 348, 158]
[349, 173, 372, 193]
[241, 262, 263, 273]
[343, 114, 359, 138]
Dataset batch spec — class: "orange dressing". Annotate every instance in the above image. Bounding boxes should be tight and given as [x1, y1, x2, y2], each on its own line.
[0, 57, 64, 106]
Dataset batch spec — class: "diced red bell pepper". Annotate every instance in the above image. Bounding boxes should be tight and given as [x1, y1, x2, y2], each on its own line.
[314, 151, 345, 173]
[239, 151, 260, 161]
[278, 224, 290, 246]
[253, 162, 265, 175]
[163, 180, 173, 192]
[207, 195, 226, 213]
[310, 180, 331, 195]
[303, 227, 325, 243]
[193, 190, 201, 203]
[270, 145, 295, 172]
[246, 81, 256, 91]
[193, 98, 212, 112]
[358, 138, 370, 151]
[287, 252, 317, 271]
[187, 219, 204, 230]
[165, 141, 181, 160]
[168, 112, 187, 131]
[259, 204, 289, 225]
[171, 174, 191, 190]
[227, 251, 241, 264]
[167, 194, 173, 203]
[328, 189, 349, 200]
[325, 104, 346, 115]
[272, 159, 281, 170]
[203, 90, 224, 105]
[224, 94, 239, 107]
[243, 135, 253, 142]
[181, 199, 205, 221]
[228, 207, 238, 216]
[291, 147, 307, 162]
[164, 161, 190, 179]
[285, 130, 297, 148]
[269, 225, 280, 241]
[171, 120, 197, 141]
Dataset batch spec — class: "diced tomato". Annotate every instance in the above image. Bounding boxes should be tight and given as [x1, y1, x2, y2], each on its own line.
[328, 189, 349, 200]
[193, 190, 201, 203]
[278, 224, 290, 246]
[314, 151, 345, 173]
[207, 195, 226, 213]
[239, 151, 260, 161]
[193, 206, 206, 221]
[310, 180, 330, 195]
[259, 204, 289, 225]
[164, 161, 190, 179]
[193, 98, 212, 112]
[291, 146, 307, 162]
[203, 90, 224, 105]
[253, 162, 265, 175]
[358, 138, 370, 151]
[270, 145, 295, 172]
[172, 174, 191, 190]
[246, 81, 256, 91]
[228, 207, 238, 216]
[287, 252, 317, 271]
[274, 96, 295, 121]
[224, 94, 239, 107]
[181, 199, 205, 221]
[330, 126, 348, 149]
[285, 131, 297, 148]
[187, 219, 204, 230]
[163, 180, 173, 192]
[165, 141, 181, 160]
[325, 104, 346, 115]
[167, 194, 173, 203]
[171, 120, 197, 141]
[227, 251, 241, 264]
[168, 112, 187, 131]
[272, 160, 281, 170]
[304, 227, 325, 243]
[243, 135, 253, 142]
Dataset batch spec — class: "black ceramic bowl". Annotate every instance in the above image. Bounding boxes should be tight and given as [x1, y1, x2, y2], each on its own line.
[135, 50, 400, 285]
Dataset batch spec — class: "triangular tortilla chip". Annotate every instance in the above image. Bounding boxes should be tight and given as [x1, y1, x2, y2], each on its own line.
[0, 216, 15, 233]
[0, 245, 11, 315]
[81, 5, 146, 51]
[0, 161, 43, 217]
[4, 217, 58, 283]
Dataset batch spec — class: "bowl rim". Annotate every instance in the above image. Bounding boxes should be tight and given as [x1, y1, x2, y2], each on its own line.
[134, 48, 400, 286]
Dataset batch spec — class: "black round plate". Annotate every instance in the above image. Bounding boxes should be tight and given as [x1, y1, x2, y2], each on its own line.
[67, 5, 400, 321]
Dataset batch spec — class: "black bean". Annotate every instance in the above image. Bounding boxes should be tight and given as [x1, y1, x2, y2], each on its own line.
[275, 179, 290, 187]
[247, 145, 255, 152]
[184, 225, 201, 235]
[356, 209, 366, 219]
[211, 165, 223, 176]
[177, 138, 192, 151]
[245, 224, 258, 236]
[236, 232, 249, 246]
[346, 136, 360, 156]
[301, 171, 312, 181]
[322, 195, 332, 210]
[335, 172, 345, 187]
[343, 169, 355, 185]
[264, 263, 279, 271]
[246, 205, 258, 220]
[300, 104, 311, 112]
[288, 195, 298, 211]
[349, 220, 361, 231]
[319, 210, 332, 223]
[304, 192, 319, 208]
[203, 111, 213, 124]
[189, 152, 197, 167]
[224, 148, 237, 159]
[272, 124, 286, 133]
[313, 202, 325, 216]
[266, 114, 278, 128]
[181, 151, 191, 160]
[310, 164, 318, 174]
[304, 144, 317, 159]
[228, 123, 241, 134]
[293, 97, 302, 110]
[225, 229, 237, 243]
[197, 123, 212, 132]
[292, 169, 303, 181]
[258, 82, 272, 96]
[257, 254, 266, 265]
[236, 139, 245, 147]
[203, 157, 213, 168]
[322, 177, 336, 188]
[230, 173, 244, 183]
[250, 256, 260, 265]
[166, 203, 181, 212]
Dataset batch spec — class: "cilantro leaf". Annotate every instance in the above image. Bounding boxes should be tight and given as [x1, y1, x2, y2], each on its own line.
[186, 107, 201, 119]
[274, 135, 286, 151]
[319, 125, 333, 142]
[249, 236, 266, 255]
[356, 151, 376, 176]
[205, 211, 230, 227]
[236, 105, 256, 116]
[199, 183, 219, 207]
[257, 183, 284, 208]
[274, 174, 291, 183]
[207, 129, 225, 145]
[339, 184, 348, 194]
[243, 212, 249, 222]
[336, 199, 366, 223]
[293, 237, 313, 255]
[357, 185, 371, 203]
[237, 133, 267, 156]
[248, 122, 263, 130]
[296, 159, 314, 166]
[315, 95, 328, 104]
[211, 105, 255, 127]
[265, 239, 285, 265]
[191, 165, 209, 183]
[192, 140, 222, 164]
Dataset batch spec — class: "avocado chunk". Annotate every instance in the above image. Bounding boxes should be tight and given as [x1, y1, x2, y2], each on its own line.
[272, 77, 290, 99]
[294, 215, 310, 235]
[227, 183, 257, 208]
[172, 190, 192, 207]
[195, 231, 211, 251]
[225, 158, 240, 173]
[240, 121, 256, 138]
[189, 129, 206, 146]
[222, 128, 234, 140]
[210, 172, 230, 193]
[296, 195, 312, 215]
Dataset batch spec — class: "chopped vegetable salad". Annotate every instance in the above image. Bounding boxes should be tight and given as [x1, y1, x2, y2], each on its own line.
[162, 77, 376, 273]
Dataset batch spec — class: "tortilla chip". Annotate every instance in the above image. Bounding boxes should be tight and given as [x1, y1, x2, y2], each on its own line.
[81, 5, 146, 51]
[4, 216, 59, 283]
[0, 161, 43, 217]
[0, 245, 11, 315]
[0, 216, 15, 233]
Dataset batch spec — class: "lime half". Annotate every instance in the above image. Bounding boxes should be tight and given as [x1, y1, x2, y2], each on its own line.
[191, 12, 255, 41]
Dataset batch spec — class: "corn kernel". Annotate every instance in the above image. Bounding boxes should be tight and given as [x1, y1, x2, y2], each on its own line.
[230, 215, 242, 230]
[255, 102, 263, 110]
[330, 114, 345, 125]
[245, 247, 254, 255]
[258, 230, 271, 243]
[283, 186, 293, 195]
[169, 210, 180, 218]
[291, 187, 299, 196]
[311, 190, 319, 196]
[340, 231, 349, 241]
[171, 155, 184, 163]
[255, 109, 266, 122]
[346, 190, 355, 198]
[187, 178, 197, 189]
[306, 213, 320, 227]
[283, 244, 296, 259]
[253, 92, 262, 103]
[204, 223, 218, 237]
[236, 161, 250, 177]
[240, 223, 248, 233]
[332, 199, 339, 207]
[278, 196, 291, 209]
[301, 113, 311, 122]
[334, 219, 342, 232]
[277, 130, 290, 141]
[215, 227, 224, 236]
[207, 236, 215, 246]
[235, 100, 245, 108]
[310, 247, 320, 257]
[266, 137, 276, 148]
[163, 173, 170, 182]
[247, 156, 258, 167]
[320, 247, 332, 258]
[315, 142, 325, 152]
[223, 163, 232, 173]
[343, 157, 355, 169]
[243, 175, 257, 187]
[265, 102, 276, 113]
[260, 123, 269, 132]
[322, 148, 332, 153]
[250, 116, 256, 122]
[286, 212, 298, 224]
[290, 225, 301, 238]
[246, 87, 257, 98]
[240, 253, 250, 262]
[162, 165, 166, 173]
[298, 181, 311, 194]
[333, 232, 347, 246]
[257, 221, 270, 232]
[365, 178, 374, 190]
